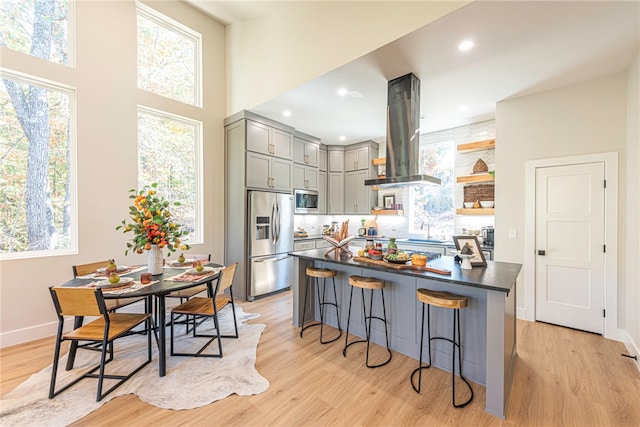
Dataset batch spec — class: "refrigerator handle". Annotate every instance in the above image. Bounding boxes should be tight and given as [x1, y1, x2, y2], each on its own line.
[275, 201, 280, 243]
[271, 202, 277, 245]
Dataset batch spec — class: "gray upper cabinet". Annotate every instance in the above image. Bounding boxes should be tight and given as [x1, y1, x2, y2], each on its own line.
[246, 151, 293, 192]
[328, 172, 344, 214]
[328, 147, 344, 172]
[344, 170, 373, 214]
[319, 147, 327, 171]
[293, 136, 319, 167]
[246, 119, 293, 160]
[344, 146, 371, 171]
[293, 163, 319, 190]
[318, 170, 327, 214]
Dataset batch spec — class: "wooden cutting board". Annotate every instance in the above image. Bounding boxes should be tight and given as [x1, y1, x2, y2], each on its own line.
[353, 257, 451, 275]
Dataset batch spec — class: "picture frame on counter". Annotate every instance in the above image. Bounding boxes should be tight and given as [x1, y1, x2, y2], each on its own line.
[453, 235, 487, 266]
[383, 194, 395, 209]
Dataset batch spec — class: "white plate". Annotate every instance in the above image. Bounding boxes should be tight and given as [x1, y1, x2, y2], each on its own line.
[96, 277, 134, 288]
[186, 266, 214, 275]
[96, 265, 129, 274]
[169, 259, 195, 267]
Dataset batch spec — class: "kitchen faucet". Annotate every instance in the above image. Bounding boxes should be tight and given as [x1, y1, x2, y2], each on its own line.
[421, 221, 432, 239]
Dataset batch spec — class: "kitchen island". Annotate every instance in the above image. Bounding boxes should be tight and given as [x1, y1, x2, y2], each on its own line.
[290, 247, 521, 419]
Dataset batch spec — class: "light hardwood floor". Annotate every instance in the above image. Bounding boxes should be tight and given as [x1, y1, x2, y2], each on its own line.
[2, 290, 639, 426]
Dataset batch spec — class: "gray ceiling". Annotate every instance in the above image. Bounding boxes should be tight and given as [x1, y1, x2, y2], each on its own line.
[190, 1, 639, 145]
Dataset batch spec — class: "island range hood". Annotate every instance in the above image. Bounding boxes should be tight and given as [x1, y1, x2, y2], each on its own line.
[364, 73, 441, 188]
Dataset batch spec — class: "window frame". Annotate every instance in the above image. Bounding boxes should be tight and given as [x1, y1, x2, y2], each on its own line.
[0, 68, 78, 260]
[135, 2, 203, 108]
[0, 0, 76, 68]
[136, 105, 204, 245]
[408, 138, 455, 238]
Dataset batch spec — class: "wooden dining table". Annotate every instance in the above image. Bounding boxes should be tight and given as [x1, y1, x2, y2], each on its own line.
[59, 263, 222, 377]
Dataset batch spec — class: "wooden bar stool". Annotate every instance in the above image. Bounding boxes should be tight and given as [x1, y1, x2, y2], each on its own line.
[300, 267, 342, 344]
[343, 275, 392, 368]
[410, 288, 474, 408]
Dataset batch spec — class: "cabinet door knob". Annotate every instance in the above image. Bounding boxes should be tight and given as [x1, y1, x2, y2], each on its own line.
[537, 250, 546, 256]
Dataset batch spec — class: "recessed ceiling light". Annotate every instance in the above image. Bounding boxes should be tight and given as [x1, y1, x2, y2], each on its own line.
[458, 105, 468, 112]
[458, 40, 474, 51]
[337, 88, 348, 96]
[283, 110, 292, 117]
[339, 136, 346, 141]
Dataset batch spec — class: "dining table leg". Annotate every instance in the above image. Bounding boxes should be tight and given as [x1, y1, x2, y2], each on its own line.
[65, 315, 84, 370]
[157, 295, 167, 377]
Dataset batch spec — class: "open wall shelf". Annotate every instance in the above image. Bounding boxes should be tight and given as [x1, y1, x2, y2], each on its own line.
[456, 174, 494, 183]
[456, 139, 495, 153]
[456, 208, 495, 215]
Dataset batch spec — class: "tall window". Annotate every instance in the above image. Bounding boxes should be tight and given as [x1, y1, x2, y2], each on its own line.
[137, 3, 200, 106]
[137, 108, 201, 243]
[410, 140, 455, 239]
[136, 4, 203, 244]
[0, 0, 72, 66]
[0, 0, 76, 258]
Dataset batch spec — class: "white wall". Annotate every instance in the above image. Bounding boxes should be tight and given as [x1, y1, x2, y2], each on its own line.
[0, 1, 226, 347]
[225, 1, 469, 113]
[625, 51, 639, 354]
[495, 73, 629, 328]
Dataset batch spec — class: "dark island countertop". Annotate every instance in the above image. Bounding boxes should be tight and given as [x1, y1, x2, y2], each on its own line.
[289, 248, 521, 294]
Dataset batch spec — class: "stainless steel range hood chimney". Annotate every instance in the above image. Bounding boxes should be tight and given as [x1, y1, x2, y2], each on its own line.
[365, 73, 441, 188]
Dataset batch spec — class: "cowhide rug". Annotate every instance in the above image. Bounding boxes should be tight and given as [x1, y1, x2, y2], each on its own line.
[0, 307, 268, 426]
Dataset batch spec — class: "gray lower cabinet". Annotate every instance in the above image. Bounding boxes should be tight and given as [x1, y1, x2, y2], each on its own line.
[399, 243, 446, 255]
[344, 170, 373, 214]
[294, 238, 332, 251]
[328, 172, 344, 214]
[293, 163, 318, 190]
[314, 239, 332, 249]
[294, 240, 316, 251]
[318, 170, 327, 214]
[246, 151, 292, 192]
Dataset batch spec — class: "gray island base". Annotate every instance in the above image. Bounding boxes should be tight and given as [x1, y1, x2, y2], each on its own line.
[290, 248, 522, 419]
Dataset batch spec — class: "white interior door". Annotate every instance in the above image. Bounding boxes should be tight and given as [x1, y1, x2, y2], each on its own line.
[535, 162, 605, 334]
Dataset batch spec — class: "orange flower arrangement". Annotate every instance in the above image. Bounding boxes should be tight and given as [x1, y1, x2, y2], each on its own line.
[116, 183, 189, 255]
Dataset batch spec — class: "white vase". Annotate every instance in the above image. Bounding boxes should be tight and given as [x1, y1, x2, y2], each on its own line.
[148, 244, 163, 275]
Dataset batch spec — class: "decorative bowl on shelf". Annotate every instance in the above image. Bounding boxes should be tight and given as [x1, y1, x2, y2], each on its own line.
[463, 202, 474, 209]
[480, 201, 495, 208]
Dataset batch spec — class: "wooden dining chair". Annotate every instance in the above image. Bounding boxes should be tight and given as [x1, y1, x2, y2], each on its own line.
[73, 261, 145, 312]
[162, 254, 212, 330]
[170, 263, 239, 358]
[165, 254, 212, 303]
[48, 286, 152, 402]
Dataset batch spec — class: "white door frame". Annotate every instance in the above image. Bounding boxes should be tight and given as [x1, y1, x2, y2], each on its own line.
[524, 151, 624, 341]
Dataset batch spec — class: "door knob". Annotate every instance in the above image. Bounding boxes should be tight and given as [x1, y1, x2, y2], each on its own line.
[537, 250, 546, 256]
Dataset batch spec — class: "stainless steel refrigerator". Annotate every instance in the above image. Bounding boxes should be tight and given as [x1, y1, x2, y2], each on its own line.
[247, 191, 294, 300]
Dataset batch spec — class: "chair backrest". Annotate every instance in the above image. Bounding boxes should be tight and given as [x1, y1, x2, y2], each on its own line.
[49, 287, 105, 317]
[217, 263, 238, 294]
[72, 261, 108, 277]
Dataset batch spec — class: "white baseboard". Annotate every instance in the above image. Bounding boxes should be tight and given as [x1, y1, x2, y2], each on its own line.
[0, 321, 59, 348]
[0, 300, 149, 349]
[517, 307, 527, 320]
[622, 330, 640, 372]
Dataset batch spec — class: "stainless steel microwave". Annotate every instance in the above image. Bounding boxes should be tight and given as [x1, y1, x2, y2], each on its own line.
[294, 189, 318, 214]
